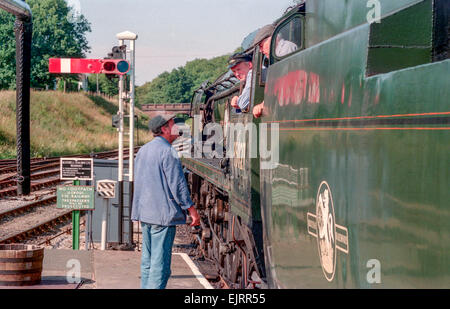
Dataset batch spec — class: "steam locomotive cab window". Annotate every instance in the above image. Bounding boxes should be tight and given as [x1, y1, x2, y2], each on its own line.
[273, 14, 303, 60]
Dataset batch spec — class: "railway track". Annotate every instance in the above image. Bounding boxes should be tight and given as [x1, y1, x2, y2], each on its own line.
[0, 158, 59, 175]
[0, 168, 60, 190]
[0, 210, 73, 244]
[0, 157, 57, 167]
[0, 193, 71, 244]
[0, 147, 140, 245]
[36, 219, 86, 247]
[0, 147, 140, 195]
[0, 195, 57, 220]
[0, 176, 61, 198]
[0, 193, 86, 246]
[0, 147, 139, 175]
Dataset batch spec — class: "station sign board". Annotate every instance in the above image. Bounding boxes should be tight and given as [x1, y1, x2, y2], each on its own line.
[57, 185, 95, 210]
[60, 158, 93, 181]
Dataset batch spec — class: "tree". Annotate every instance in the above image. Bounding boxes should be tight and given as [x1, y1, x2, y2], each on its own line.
[0, 0, 91, 90]
[136, 71, 170, 105]
[87, 74, 120, 97]
[164, 67, 194, 103]
[0, 12, 17, 89]
[136, 54, 229, 105]
[184, 55, 229, 92]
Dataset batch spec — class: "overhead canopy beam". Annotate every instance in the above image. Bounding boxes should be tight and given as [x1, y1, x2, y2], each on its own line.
[0, 0, 31, 21]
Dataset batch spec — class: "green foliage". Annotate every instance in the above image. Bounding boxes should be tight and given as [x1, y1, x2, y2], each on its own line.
[87, 74, 120, 97]
[87, 94, 119, 115]
[136, 71, 169, 105]
[185, 55, 232, 92]
[56, 78, 79, 92]
[0, 12, 16, 89]
[165, 67, 194, 103]
[0, 91, 151, 159]
[136, 54, 230, 105]
[0, 0, 91, 90]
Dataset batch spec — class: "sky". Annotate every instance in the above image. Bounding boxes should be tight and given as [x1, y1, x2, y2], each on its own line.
[70, 0, 296, 86]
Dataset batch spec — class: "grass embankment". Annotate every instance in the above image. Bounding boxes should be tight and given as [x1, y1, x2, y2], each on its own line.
[0, 90, 151, 159]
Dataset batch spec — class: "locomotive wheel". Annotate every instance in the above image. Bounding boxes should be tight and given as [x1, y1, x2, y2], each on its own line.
[187, 176, 258, 288]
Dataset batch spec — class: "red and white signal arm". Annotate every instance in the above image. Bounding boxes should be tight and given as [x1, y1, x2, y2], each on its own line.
[96, 179, 117, 199]
[49, 58, 130, 75]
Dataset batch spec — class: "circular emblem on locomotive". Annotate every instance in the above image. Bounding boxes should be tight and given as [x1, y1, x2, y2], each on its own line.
[315, 181, 336, 282]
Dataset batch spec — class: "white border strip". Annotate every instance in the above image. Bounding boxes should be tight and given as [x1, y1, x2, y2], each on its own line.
[335, 224, 349, 254]
[307, 212, 318, 237]
[60, 58, 71, 73]
[173, 253, 214, 289]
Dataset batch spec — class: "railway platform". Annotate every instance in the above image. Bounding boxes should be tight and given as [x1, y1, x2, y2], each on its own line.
[0, 248, 213, 289]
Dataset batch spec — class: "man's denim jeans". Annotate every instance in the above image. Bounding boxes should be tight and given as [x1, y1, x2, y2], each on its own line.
[140, 222, 176, 289]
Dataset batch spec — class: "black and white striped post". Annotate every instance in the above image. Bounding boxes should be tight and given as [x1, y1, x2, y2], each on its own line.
[97, 180, 117, 251]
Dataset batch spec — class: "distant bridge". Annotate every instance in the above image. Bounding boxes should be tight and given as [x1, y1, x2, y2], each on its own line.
[141, 103, 191, 118]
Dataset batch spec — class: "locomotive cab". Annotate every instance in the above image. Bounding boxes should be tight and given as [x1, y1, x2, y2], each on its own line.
[180, 2, 309, 288]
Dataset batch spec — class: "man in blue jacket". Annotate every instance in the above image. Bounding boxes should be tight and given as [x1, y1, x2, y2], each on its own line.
[131, 113, 200, 289]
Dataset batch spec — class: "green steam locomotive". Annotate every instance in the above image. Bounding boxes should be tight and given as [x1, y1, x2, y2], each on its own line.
[180, 0, 449, 288]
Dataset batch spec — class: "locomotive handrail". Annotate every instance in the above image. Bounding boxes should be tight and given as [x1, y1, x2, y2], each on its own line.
[141, 103, 190, 110]
[206, 75, 239, 93]
[207, 83, 240, 103]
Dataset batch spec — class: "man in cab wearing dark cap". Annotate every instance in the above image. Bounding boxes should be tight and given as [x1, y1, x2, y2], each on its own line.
[228, 52, 253, 113]
[132, 113, 200, 289]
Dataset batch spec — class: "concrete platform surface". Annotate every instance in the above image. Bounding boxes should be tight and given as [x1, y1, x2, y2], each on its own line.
[0, 249, 213, 289]
[93, 251, 212, 289]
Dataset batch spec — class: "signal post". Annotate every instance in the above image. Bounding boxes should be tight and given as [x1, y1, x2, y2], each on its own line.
[116, 31, 138, 247]
[49, 53, 130, 250]
[50, 32, 138, 247]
